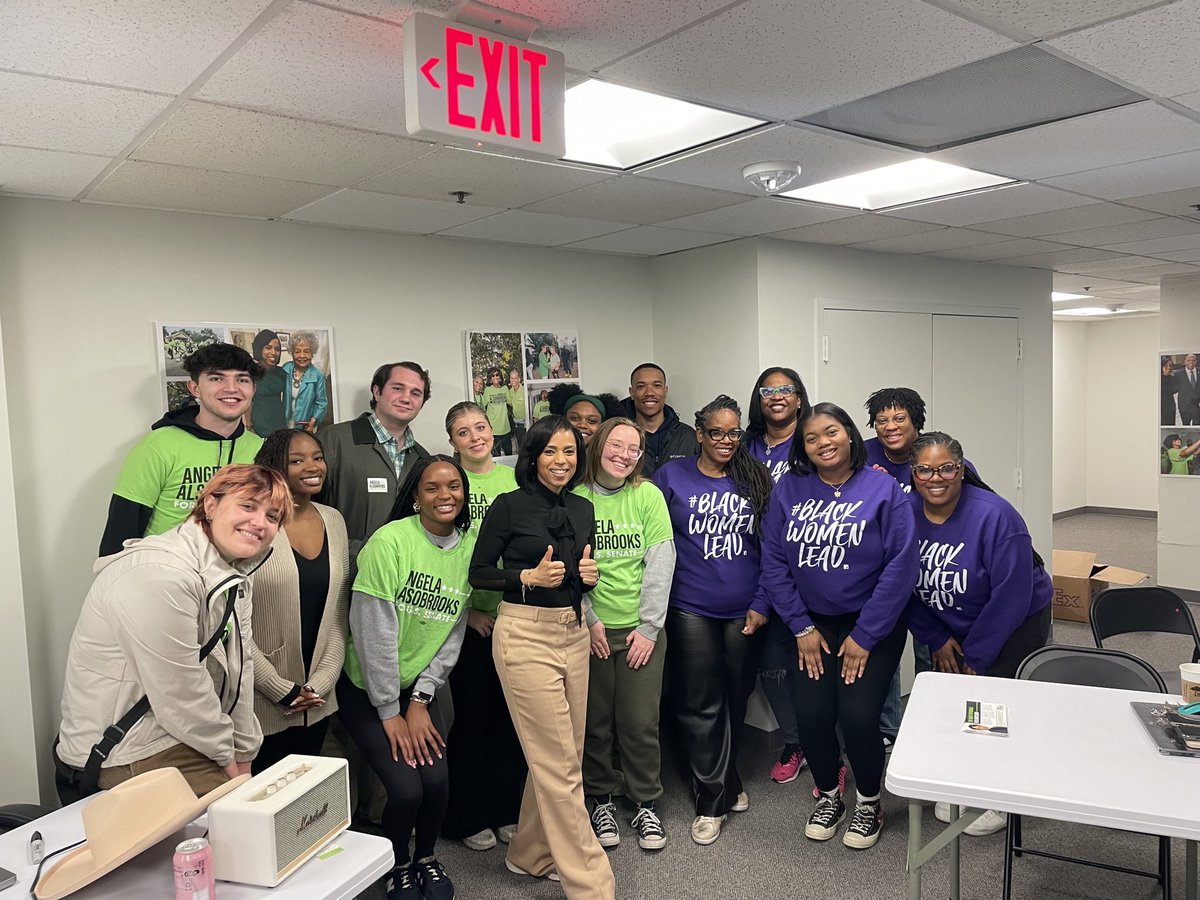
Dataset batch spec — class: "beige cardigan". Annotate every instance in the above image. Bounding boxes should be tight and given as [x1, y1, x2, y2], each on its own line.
[250, 503, 350, 736]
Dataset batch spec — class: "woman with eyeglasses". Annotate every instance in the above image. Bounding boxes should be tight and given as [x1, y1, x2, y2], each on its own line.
[907, 431, 1051, 836]
[744, 367, 821, 789]
[759, 402, 917, 851]
[654, 395, 772, 846]
[575, 417, 676, 852]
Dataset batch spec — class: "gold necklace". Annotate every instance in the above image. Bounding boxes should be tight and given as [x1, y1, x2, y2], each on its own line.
[818, 472, 851, 498]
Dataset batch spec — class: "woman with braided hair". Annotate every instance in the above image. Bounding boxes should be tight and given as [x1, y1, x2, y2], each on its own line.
[653, 395, 772, 845]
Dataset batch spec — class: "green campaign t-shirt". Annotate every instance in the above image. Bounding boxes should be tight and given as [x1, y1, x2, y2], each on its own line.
[465, 464, 518, 616]
[113, 428, 264, 537]
[533, 400, 550, 420]
[574, 481, 673, 629]
[481, 384, 511, 437]
[344, 517, 474, 691]
[507, 386, 526, 420]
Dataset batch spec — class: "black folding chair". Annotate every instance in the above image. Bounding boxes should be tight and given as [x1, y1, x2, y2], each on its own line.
[1090, 586, 1200, 692]
[1005, 645, 1171, 900]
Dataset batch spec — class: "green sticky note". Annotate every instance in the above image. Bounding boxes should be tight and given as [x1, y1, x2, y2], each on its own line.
[317, 845, 344, 860]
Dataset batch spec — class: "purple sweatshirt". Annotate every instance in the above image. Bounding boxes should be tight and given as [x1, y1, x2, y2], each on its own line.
[654, 457, 761, 619]
[746, 432, 794, 484]
[757, 466, 917, 650]
[906, 484, 1052, 673]
[864, 437, 975, 493]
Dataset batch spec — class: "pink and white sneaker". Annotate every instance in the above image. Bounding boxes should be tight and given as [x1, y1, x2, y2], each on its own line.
[812, 762, 848, 799]
[770, 744, 806, 784]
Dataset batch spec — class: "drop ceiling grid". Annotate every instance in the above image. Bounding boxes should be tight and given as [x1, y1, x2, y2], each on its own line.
[282, 188, 505, 232]
[847, 226, 1016, 254]
[194, 1, 410, 135]
[0, 0, 277, 93]
[930, 101, 1200, 180]
[1049, 0, 1200, 99]
[1037, 215, 1200, 248]
[561, 225, 737, 255]
[600, 0, 1016, 121]
[880, 184, 1096, 227]
[966, 201, 1159, 237]
[654, 199, 856, 236]
[0, 146, 113, 197]
[522, 178, 747, 225]
[131, 101, 437, 187]
[767, 214, 945, 245]
[929, 0, 1171, 41]
[928, 237, 1071, 260]
[438, 208, 632, 245]
[1044, 148, 1200, 199]
[0, 72, 173, 156]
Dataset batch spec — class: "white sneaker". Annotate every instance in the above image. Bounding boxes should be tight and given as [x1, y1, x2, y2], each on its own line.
[496, 824, 517, 844]
[934, 801, 950, 823]
[964, 809, 1007, 836]
[690, 814, 726, 845]
[462, 828, 496, 851]
[505, 857, 561, 882]
[730, 791, 749, 812]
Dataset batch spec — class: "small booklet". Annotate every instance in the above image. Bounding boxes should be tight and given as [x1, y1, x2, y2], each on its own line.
[962, 700, 1008, 735]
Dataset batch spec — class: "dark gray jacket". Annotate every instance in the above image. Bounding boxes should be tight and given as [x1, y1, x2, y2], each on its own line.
[620, 399, 699, 477]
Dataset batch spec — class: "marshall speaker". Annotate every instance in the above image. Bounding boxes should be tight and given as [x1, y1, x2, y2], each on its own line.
[208, 755, 350, 886]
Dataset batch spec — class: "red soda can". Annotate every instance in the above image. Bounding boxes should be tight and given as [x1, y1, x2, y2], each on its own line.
[173, 837, 216, 900]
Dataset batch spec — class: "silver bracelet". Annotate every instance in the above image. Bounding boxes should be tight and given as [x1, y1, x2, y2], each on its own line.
[796, 625, 817, 638]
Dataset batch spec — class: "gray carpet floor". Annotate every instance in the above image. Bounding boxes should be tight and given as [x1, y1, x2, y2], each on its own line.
[351, 513, 1195, 899]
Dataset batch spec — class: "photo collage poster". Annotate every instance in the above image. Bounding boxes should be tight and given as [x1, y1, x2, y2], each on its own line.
[1160, 349, 1200, 476]
[158, 322, 339, 437]
[465, 330, 581, 455]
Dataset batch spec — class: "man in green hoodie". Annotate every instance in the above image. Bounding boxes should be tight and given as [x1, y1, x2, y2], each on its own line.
[98, 343, 265, 556]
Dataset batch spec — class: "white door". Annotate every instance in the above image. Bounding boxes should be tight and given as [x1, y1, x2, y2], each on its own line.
[819, 308, 932, 422]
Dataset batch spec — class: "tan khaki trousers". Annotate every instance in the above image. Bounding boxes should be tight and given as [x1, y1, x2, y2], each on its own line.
[99, 742, 229, 797]
[493, 602, 616, 900]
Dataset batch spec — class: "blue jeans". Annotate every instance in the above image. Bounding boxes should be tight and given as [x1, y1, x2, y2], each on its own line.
[879, 640, 931, 738]
[759, 616, 800, 744]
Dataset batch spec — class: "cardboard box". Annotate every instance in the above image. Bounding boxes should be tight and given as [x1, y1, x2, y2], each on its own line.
[1051, 549, 1148, 623]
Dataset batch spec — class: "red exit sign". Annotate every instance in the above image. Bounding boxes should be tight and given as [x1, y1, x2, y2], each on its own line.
[404, 12, 565, 158]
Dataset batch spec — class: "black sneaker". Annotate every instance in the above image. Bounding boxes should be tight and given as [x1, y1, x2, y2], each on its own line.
[843, 802, 884, 849]
[804, 793, 846, 841]
[631, 803, 666, 851]
[415, 857, 455, 900]
[590, 798, 620, 848]
[385, 864, 421, 899]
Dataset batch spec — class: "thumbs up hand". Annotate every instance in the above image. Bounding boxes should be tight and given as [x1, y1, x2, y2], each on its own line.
[522, 544, 566, 589]
[579, 543, 599, 587]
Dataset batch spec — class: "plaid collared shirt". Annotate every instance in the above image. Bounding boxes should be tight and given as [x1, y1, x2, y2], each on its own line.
[368, 412, 415, 480]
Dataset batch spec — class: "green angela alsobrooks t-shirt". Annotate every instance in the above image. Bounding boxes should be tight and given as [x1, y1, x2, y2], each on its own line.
[574, 480, 673, 629]
[344, 517, 475, 691]
[481, 384, 511, 437]
[465, 464, 518, 616]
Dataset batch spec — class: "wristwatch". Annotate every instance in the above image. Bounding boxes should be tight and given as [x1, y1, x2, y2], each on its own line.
[410, 690, 434, 706]
[796, 625, 817, 638]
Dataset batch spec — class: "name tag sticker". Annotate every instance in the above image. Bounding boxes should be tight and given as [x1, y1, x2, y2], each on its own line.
[367, 477, 389, 493]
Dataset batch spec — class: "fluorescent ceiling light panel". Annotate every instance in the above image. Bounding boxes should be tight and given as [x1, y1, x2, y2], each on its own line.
[1052, 291, 1093, 302]
[779, 159, 1016, 211]
[1054, 306, 1130, 316]
[563, 80, 764, 169]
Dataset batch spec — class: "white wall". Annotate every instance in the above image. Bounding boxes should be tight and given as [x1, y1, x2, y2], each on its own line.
[1158, 274, 1200, 591]
[1053, 320, 1089, 513]
[751, 238, 1054, 556]
[1084, 314, 1159, 512]
[0, 197, 655, 797]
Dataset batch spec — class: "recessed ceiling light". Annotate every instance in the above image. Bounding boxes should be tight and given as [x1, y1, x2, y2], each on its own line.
[562, 79, 764, 170]
[1052, 291, 1093, 302]
[1054, 306, 1131, 317]
[778, 158, 1017, 211]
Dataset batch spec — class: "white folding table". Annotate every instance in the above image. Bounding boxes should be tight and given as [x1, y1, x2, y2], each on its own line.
[887, 671, 1200, 900]
[0, 799, 393, 900]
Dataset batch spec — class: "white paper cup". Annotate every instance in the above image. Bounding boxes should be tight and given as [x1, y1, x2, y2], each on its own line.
[1181, 663, 1200, 703]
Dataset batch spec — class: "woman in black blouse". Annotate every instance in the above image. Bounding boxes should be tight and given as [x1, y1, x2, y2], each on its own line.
[469, 415, 614, 900]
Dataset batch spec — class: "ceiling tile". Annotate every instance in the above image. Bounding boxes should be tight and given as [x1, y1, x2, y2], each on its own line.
[360, 147, 610, 208]
[1176, 90, 1200, 114]
[1053, 273, 1148, 292]
[134, 101, 434, 186]
[195, 2, 409, 134]
[931, 0, 1168, 40]
[523, 178, 744, 225]
[929, 238, 1070, 260]
[0, 72, 171, 155]
[439, 209, 629, 245]
[0, 0, 275, 93]
[931, 102, 1200, 180]
[1102, 233, 1200, 255]
[1155, 247, 1200, 262]
[655, 198, 855, 235]
[969, 201, 1157, 236]
[283, 189, 503, 233]
[85, 160, 334, 217]
[767, 215, 941, 245]
[323, 0, 736, 72]
[1050, 0, 1200, 98]
[1119, 187, 1200, 217]
[990, 247, 1125, 268]
[603, 0, 1013, 120]
[562, 226, 735, 256]
[1113, 262, 1200, 278]
[883, 184, 1090, 227]
[1039, 216, 1200, 247]
[1044, 149, 1200, 199]
[640, 124, 914, 196]
[848, 227, 1005, 254]
[0, 146, 112, 197]
[1060, 254, 1168, 272]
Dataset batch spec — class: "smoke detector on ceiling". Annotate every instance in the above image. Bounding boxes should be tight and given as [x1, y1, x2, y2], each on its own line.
[742, 161, 802, 193]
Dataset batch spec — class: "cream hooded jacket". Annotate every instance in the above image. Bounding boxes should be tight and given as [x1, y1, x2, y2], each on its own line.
[57, 520, 266, 769]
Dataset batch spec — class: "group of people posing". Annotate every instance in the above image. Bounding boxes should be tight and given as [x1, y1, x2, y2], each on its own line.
[54, 346, 1051, 900]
